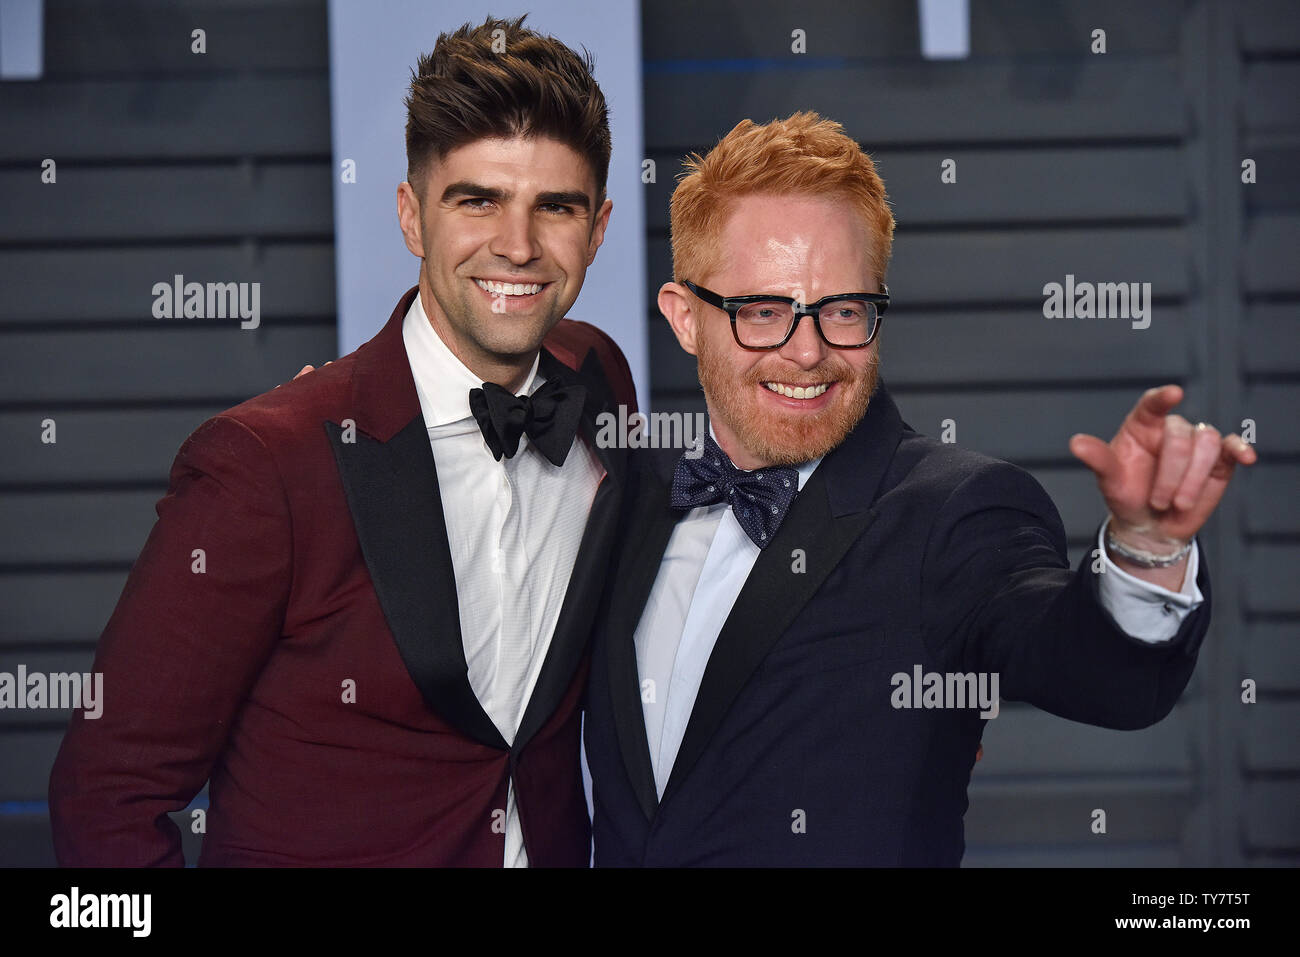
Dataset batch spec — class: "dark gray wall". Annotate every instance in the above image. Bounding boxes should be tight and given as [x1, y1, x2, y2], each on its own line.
[0, 0, 336, 865]
[641, 0, 1298, 865]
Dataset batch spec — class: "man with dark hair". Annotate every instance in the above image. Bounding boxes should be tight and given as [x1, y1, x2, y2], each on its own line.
[50, 15, 633, 867]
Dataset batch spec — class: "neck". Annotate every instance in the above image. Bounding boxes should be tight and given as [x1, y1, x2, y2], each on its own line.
[707, 409, 769, 470]
[418, 279, 534, 393]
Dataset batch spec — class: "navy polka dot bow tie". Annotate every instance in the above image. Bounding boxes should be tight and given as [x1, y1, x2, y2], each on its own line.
[670, 434, 799, 548]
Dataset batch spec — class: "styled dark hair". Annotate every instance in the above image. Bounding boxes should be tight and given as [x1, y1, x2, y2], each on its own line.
[405, 14, 611, 200]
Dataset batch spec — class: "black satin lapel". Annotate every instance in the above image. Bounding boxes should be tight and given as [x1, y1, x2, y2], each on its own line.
[660, 466, 879, 803]
[605, 455, 681, 820]
[326, 416, 506, 750]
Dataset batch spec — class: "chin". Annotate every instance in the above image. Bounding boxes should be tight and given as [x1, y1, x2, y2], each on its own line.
[471, 315, 557, 359]
[486, 332, 550, 360]
[711, 378, 876, 466]
[738, 414, 855, 466]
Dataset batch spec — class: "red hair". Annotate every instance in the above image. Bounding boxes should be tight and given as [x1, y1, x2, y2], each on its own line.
[669, 111, 895, 287]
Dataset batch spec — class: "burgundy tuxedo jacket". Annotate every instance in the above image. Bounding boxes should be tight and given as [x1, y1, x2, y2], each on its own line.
[49, 285, 636, 866]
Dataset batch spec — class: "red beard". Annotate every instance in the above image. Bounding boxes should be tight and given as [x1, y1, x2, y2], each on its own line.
[695, 333, 880, 466]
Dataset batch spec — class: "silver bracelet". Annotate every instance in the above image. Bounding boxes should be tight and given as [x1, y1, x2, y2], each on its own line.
[1105, 531, 1193, 568]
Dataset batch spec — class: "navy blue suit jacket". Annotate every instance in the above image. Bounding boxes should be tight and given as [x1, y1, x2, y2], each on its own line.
[583, 380, 1210, 866]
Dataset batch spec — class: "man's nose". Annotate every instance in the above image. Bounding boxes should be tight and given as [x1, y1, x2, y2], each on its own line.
[778, 311, 830, 370]
[489, 207, 541, 265]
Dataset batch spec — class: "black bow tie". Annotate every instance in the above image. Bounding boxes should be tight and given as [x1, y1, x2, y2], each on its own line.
[468, 377, 587, 467]
[670, 434, 799, 548]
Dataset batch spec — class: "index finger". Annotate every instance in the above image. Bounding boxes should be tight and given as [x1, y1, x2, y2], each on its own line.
[1127, 384, 1184, 431]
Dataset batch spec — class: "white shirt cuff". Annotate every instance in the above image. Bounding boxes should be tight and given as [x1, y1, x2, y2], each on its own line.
[1095, 517, 1205, 644]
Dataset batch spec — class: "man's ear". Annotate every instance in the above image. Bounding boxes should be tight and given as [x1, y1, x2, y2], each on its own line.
[397, 182, 425, 258]
[586, 196, 614, 266]
[658, 281, 699, 357]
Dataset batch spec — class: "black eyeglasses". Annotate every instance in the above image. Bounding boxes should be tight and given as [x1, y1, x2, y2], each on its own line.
[681, 280, 888, 350]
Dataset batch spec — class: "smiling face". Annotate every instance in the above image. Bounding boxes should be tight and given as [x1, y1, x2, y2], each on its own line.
[660, 192, 881, 469]
[397, 135, 612, 388]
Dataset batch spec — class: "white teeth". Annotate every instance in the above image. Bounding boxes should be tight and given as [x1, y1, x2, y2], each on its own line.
[764, 382, 829, 399]
[475, 279, 542, 296]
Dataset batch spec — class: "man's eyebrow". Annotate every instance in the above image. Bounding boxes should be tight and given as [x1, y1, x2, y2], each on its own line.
[536, 190, 591, 211]
[441, 181, 507, 203]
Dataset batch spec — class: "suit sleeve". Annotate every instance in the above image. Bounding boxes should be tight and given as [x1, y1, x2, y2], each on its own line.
[48, 414, 292, 865]
[918, 460, 1209, 730]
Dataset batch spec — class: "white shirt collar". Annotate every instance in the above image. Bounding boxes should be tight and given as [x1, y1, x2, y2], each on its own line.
[402, 290, 541, 428]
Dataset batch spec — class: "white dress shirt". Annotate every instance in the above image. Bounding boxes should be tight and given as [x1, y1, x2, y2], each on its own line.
[635, 433, 1204, 798]
[403, 293, 603, 866]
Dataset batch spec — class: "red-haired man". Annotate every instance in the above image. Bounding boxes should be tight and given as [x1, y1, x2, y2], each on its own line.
[584, 112, 1255, 865]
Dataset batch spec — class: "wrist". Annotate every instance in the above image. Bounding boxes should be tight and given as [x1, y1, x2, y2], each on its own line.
[1105, 517, 1192, 569]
